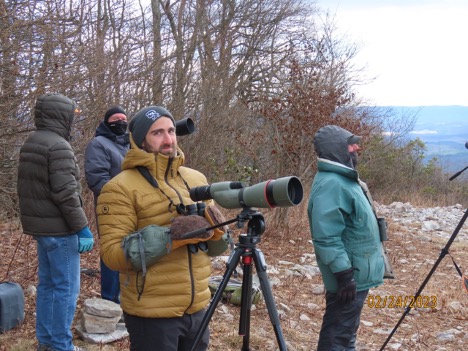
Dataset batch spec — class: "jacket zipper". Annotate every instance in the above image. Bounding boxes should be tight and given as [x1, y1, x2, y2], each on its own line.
[166, 158, 195, 311]
[185, 246, 195, 312]
[165, 158, 184, 205]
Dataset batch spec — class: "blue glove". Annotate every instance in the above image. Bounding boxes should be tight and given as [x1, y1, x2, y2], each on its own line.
[77, 226, 94, 253]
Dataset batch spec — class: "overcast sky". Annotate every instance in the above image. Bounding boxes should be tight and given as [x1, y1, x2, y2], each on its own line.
[316, 0, 468, 106]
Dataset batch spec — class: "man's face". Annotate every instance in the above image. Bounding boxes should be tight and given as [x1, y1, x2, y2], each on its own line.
[347, 143, 360, 153]
[348, 143, 360, 168]
[108, 113, 127, 123]
[142, 116, 177, 157]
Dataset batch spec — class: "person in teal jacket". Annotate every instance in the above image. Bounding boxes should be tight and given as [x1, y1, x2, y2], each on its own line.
[308, 125, 384, 351]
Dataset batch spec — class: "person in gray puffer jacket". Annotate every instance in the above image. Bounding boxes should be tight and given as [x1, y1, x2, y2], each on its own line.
[17, 93, 93, 351]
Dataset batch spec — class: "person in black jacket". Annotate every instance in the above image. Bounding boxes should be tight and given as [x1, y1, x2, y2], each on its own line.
[84, 106, 130, 304]
[17, 93, 94, 351]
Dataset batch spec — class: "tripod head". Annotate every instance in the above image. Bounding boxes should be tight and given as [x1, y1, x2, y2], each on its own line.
[236, 208, 265, 234]
[177, 207, 265, 241]
[235, 208, 265, 247]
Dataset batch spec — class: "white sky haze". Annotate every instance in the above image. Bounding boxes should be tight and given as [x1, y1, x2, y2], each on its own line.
[317, 0, 468, 106]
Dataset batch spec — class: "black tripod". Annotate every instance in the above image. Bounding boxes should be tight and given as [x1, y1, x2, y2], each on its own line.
[190, 208, 287, 351]
[379, 165, 468, 350]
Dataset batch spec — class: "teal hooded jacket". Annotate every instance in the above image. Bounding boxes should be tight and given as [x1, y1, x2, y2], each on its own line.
[308, 125, 384, 293]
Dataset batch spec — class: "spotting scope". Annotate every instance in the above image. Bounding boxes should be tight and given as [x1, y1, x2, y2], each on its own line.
[189, 176, 303, 209]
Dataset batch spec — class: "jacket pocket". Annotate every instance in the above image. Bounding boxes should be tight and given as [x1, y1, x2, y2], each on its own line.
[348, 244, 382, 284]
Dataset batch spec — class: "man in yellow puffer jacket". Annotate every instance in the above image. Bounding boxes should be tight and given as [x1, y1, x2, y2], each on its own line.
[97, 106, 228, 351]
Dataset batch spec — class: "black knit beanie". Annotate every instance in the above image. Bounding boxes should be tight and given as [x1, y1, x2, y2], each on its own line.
[129, 106, 175, 148]
[104, 106, 127, 123]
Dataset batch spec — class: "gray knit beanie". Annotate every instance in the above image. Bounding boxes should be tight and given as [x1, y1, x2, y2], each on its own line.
[129, 106, 175, 148]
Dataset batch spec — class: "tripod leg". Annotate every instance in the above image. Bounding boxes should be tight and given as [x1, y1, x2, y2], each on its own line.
[252, 249, 288, 351]
[379, 207, 468, 351]
[239, 254, 253, 350]
[190, 247, 244, 351]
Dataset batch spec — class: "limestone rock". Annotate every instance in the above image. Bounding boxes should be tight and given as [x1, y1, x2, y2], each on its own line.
[80, 311, 121, 334]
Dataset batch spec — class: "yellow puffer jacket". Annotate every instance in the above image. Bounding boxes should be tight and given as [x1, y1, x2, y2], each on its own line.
[97, 139, 214, 318]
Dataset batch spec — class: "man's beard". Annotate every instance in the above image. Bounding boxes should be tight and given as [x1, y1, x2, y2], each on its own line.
[143, 143, 176, 157]
[158, 144, 176, 157]
[350, 152, 358, 169]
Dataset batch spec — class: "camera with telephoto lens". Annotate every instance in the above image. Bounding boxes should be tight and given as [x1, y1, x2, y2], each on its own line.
[189, 176, 303, 209]
[175, 117, 195, 136]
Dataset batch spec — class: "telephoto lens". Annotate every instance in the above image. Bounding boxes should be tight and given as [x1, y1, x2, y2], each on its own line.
[175, 117, 195, 136]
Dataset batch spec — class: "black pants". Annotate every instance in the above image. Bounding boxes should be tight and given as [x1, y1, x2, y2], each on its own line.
[124, 309, 210, 351]
[317, 290, 369, 351]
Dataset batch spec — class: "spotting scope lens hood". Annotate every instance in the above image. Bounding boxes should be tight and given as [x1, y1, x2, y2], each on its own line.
[175, 117, 195, 136]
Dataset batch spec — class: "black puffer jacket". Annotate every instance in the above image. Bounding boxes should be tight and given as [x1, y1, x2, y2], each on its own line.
[17, 93, 88, 236]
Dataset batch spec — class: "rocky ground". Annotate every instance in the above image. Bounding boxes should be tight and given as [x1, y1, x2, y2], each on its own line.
[0, 202, 467, 351]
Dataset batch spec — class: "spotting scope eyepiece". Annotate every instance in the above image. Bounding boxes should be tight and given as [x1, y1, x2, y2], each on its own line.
[189, 176, 303, 209]
[175, 117, 195, 136]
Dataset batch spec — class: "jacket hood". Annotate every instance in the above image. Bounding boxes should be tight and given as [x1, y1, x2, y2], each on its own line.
[313, 125, 354, 168]
[34, 93, 76, 141]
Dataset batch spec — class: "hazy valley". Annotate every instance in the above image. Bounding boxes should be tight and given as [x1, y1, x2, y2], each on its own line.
[384, 106, 468, 174]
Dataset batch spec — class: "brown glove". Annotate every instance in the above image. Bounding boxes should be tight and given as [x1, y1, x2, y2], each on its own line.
[169, 215, 213, 250]
[204, 205, 228, 241]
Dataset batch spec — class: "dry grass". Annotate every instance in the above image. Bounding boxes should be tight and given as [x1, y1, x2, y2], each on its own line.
[1, 206, 467, 351]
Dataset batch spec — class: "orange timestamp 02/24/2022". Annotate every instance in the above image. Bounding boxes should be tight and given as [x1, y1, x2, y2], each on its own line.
[366, 294, 437, 309]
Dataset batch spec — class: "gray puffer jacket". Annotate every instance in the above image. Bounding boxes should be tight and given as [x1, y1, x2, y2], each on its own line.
[17, 93, 88, 236]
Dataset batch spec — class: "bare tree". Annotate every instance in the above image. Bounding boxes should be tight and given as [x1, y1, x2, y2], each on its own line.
[0, 0, 148, 218]
[184, 0, 312, 178]
[0, 0, 411, 229]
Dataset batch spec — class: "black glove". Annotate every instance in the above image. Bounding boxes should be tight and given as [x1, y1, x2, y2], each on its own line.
[334, 268, 356, 304]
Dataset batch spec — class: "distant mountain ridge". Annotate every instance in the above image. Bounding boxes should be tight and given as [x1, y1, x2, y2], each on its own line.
[381, 106, 468, 173]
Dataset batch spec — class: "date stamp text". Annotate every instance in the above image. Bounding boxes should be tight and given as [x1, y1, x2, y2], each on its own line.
[367, 295, 437, 309]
